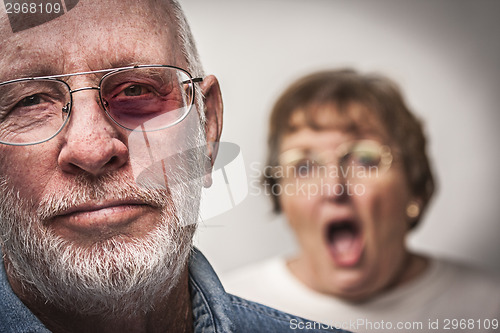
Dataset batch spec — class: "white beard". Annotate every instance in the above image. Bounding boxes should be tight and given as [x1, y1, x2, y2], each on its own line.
[0, 128, 206, 318]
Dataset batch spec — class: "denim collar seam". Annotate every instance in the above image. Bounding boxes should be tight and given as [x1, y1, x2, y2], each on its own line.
[189, 272, 217, 332]
[230, 299, 294, 323]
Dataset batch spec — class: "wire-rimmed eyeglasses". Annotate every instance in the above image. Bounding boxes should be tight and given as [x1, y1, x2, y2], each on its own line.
[0, 65, 203, 146]
[271, 140, 394, 184]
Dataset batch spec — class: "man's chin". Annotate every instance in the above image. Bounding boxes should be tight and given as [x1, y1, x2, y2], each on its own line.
[4, 213, 196, 317]
[0, 183, 200, 317]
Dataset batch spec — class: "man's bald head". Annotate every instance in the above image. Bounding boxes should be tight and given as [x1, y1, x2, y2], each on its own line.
[0, 0, 203, 78]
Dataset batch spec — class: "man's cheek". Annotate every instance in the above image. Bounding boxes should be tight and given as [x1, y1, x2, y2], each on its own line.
[0, 148, 54, 198]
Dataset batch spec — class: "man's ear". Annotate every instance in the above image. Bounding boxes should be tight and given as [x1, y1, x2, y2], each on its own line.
[199, 75, 223, 187]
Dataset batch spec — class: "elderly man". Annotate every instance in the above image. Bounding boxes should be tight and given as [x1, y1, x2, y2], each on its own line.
[0, 1, 349, 332]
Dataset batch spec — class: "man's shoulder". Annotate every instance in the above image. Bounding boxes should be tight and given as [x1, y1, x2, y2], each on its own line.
[226, 292, 349, 333]
[0, 253, 51, 333]
[188, 248, 349, 332]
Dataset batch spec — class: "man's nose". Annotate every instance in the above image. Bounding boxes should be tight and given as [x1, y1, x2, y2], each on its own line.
[57, 90, 128, 176]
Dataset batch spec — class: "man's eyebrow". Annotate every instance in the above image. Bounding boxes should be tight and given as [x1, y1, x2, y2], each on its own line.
[109, 60, 143, 68]
[0, 65, 57, 82]
[0, 60, 59, 82]
[107, 60, 169, 70]
[1, 59, 168, 83]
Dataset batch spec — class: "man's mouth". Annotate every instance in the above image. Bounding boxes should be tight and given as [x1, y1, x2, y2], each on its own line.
[57, 200, 149, 217]
[325, 219, 364, 267]
[48, 199, 158, 236]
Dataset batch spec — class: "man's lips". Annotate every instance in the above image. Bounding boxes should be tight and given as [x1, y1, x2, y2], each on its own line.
[49, 200, 157, 234]
[56, 200, 149, 217]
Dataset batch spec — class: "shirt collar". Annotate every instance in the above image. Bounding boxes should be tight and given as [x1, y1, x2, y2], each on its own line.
[188, 247, 235, 332]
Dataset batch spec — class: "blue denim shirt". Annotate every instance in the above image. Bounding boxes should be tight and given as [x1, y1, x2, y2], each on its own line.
[0, 248, 350, 332]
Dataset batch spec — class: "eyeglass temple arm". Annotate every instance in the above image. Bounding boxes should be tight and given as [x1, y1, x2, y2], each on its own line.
[184, 77, 203, 84]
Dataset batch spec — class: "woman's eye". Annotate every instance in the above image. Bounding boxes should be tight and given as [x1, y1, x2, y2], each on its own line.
[17, 95, 42, 107]
[352, 152, 379, 167]
[294, 159, 318, 177]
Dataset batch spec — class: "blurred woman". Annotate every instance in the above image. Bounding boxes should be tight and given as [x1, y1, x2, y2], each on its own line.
[223, 70, 500, 332]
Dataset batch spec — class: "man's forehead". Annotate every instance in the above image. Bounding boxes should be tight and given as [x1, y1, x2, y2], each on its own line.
[1, 0, 163, 33]
[0, 0, 182, 80]
[0, 4, 11, 36]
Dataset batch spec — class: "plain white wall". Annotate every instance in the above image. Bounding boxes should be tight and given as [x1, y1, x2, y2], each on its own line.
[181, 0, 500, 274]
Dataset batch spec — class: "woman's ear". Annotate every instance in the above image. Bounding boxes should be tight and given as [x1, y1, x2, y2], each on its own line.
[199, 75, 223, 187]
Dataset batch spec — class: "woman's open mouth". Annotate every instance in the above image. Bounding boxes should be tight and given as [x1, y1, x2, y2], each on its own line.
[325, 219, 364, 267]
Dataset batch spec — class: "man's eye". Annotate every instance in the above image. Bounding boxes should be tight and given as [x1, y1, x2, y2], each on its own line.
[17, 95, 42, 107]
[120, 85, 152, 97]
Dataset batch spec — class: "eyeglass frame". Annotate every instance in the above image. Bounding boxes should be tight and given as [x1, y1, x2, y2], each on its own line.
[271, 140, 395, 183]
[0, 64, 203, 146]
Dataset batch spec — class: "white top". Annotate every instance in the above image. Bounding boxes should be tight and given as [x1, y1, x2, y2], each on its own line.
[222, 257, 500, 333]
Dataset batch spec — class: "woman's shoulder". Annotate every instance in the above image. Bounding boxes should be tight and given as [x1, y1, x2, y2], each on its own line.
[432, 257, 500, 286]
[434, 257, 500, 295]
[221, 256, 289, 294]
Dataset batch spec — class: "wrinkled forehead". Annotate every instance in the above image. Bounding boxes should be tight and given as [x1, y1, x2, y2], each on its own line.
[284, 102, 390, 142]
[0, 0, 182, 80]
[0, 0, 169, 38]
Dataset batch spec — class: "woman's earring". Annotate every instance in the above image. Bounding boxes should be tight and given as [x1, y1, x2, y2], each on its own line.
[406, 201, 420, 219]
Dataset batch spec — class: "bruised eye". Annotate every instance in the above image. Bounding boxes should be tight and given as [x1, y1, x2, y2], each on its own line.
[17, 95, 42, 107]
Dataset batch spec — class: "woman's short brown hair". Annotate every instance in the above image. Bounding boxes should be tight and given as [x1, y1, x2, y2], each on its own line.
[263, 69, 435, 229]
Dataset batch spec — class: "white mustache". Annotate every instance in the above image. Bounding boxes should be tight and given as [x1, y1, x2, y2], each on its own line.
[36, 173, 171, 222]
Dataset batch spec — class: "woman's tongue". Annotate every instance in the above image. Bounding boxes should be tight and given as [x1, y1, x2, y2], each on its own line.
[331, 228, 355, 252]
[327, 222, 363, 267]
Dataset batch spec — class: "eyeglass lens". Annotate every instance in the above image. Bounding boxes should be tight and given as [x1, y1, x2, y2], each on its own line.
[0, 79, 71, 145]
[279, 141, 391, 183]
[100, 67, 193, 132]
[0, 66, 194, 145]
